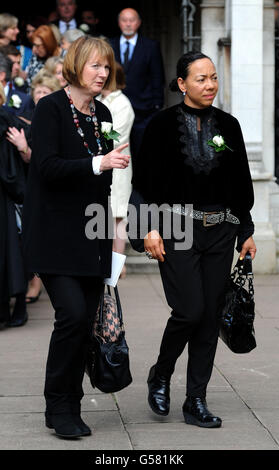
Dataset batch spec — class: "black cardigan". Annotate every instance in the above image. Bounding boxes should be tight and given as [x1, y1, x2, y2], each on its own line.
[131, 101, 254, 250]
[22, 89, 113, 277]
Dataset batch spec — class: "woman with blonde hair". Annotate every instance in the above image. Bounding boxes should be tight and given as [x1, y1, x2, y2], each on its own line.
[25, 25, 60, 87]
[43, 56, 67, 88]
[0, 13, 19, 46]
[22, 36, 130, 439]
[31, 69, 62, 103]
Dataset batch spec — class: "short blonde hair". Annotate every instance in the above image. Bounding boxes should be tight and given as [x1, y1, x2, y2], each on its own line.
[0, 13, 18, 38]
[31, 70, 61, 98]
[0, 82, 6, 105]
[44, 56, 64, 74]
[63, 36, 116, 90]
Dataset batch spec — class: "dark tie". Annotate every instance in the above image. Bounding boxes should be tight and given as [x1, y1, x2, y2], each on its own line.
[123, 41, 130, 67]
[66, 22, 70, 30]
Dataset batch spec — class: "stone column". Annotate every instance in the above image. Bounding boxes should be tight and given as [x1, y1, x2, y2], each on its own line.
[231, 0, 276, 273]
[201, 0, 276, 272]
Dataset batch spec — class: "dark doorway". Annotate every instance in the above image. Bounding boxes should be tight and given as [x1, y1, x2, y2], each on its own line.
[7, 1, 173, 39]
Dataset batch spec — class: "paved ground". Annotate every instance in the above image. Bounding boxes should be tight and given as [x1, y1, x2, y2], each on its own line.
[0, 272, 279, 451]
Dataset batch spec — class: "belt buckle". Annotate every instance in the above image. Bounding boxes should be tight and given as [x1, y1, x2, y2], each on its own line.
[203, 211, 218, 227]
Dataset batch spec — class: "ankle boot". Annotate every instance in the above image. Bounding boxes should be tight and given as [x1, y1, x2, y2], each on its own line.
[182, 396, 222, 428]
[147, 364, 170, 416]
[45, 412, 84, 438]
[71, 403, 92, 436]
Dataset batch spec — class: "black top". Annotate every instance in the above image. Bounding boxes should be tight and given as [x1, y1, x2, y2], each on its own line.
[131, 101, 254, 249]
[22, 89, 113, 277]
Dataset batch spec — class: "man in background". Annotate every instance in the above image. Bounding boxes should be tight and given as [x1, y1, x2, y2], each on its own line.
[110, 8, 165, 171]
[0, 53, 34, 118]
[52, 0, 80, 34]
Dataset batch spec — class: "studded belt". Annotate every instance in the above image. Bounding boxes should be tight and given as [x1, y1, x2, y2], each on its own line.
[166, 207, 240, 227]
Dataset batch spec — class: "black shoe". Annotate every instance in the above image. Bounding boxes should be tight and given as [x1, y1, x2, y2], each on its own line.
[147, 364, 170, 416]
[8, 295, 28, 327]
[7, 313, 28, 327]
[71, 403, 92, 436]
[45, 412, 84, 438]
[182, 397, 222, 428]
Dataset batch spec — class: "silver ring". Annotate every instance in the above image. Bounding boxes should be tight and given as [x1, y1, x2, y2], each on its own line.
[145, 251, 153, 259]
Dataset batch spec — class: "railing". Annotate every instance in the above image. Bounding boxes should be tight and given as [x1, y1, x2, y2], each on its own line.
[180, 0, 201, 52]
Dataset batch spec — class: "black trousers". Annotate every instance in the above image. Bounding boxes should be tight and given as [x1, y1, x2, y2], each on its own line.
[156, 220, 238, 398]
[40, 274, 103, 414]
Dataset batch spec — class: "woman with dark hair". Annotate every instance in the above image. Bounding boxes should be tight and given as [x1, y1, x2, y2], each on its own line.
[22, 36, 130, 439]
[130, 51, 256, 428]
[25, 25, 60, 87]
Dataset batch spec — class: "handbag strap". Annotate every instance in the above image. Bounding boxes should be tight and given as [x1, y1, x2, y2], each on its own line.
[232, 254, 254, 299]
[98, 284, 124, 327]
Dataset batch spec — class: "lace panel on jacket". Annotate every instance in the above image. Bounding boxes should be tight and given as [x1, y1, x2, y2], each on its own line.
[177, 106, 222, 175]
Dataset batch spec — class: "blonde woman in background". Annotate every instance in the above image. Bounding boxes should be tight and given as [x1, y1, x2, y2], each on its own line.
[43, 56, 67, 88]
[97, 62, 134, 278]
[60, 28, 85, 56]
[0, 13, 19, 46]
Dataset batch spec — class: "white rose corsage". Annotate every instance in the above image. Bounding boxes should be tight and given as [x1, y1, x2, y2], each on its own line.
[79, 23, 90, 33]
[208, 135, 233, 152]
[14, 77, 25, 87]
[8, 94, 22, 109]
[101, 121, 120, 146]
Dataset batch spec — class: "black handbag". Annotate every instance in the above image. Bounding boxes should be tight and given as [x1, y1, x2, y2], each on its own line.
[86, 285, 132, 393]
[219, 254, 256, 354]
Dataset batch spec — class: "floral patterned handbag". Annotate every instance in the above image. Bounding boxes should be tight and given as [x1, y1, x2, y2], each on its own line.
[86, 285, 132, 393]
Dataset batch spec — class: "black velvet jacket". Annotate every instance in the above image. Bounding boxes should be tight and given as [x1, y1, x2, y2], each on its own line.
[131, 101, 254, 250]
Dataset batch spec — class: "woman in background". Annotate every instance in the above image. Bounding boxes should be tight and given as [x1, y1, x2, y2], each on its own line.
[43, 56, 67, 88]
[25, 25, 60, 88]
[6, 71, 61, 305]
[98, 62, 134, 278]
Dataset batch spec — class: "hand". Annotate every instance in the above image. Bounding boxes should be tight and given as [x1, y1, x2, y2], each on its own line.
[100, 143, 130, 171]
[6, 127, 27, 152]
[239, 236, 257, 261]
[144, 230, 166, 262]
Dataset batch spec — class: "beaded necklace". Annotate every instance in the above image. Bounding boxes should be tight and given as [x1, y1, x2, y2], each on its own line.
[66, 87, 103, 156]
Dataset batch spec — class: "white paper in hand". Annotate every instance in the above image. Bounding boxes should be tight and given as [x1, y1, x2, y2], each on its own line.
[104, 251, 126, 287]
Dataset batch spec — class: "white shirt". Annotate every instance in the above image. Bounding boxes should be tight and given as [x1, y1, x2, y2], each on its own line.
[59, 19, 77, 34]
[120, 33, 138, 64]
[92, 155, 103, 175]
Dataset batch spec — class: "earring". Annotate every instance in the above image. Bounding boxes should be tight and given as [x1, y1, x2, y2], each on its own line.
[183, 91, 186, 96]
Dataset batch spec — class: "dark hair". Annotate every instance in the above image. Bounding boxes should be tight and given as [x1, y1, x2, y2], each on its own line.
[0, 53, 12, 82]
[0, 44, 21, 57]
[169, 51, 212, 92]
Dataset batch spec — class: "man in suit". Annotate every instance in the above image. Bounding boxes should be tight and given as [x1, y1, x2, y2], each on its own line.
[0, 53, 34, 118]
[110, 8, 165, 171]
[52, 0, 80, 34]
[0, 45, 29, 93]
